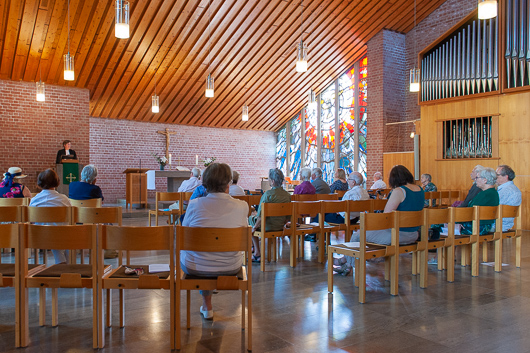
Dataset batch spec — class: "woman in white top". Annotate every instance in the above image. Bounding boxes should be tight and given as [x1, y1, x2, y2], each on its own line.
[29, 169, 71, 264]
[228, 170, 246, 196]
[182, 163, 248, 320]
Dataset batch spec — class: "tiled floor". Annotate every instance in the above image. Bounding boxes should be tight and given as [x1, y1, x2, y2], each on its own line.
[1, 212, 529, 352]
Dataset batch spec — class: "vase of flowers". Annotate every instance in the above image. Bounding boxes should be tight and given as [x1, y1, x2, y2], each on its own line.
[151, 152, 168, 170]
[203, 157, 216, 167]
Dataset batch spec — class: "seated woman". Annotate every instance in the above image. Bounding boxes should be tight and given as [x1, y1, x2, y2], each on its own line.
[249, 168, 291, 261]
[229, 170, 246, 196]
[29, 169, 71, 264]
[0, 167, 31, 198]
[180, 163, 248, 320]
[334, 165, 424, 275]
[68, 164, 104, 200]
[329, 168, 349, 193]
[460, 166, 499, 235]
[293, 168, 316, 195]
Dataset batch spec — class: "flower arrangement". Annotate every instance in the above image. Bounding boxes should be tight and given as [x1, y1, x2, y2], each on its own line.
[151, 152, 168, 167]
[203, 157, 216, 167]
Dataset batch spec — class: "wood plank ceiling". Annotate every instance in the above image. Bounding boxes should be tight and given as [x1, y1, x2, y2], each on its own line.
[0, 0, 447, 131]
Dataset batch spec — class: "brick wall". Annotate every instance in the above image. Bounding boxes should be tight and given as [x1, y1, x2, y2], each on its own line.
[89, 117, 276, 203]
[0, 80, 90, 193]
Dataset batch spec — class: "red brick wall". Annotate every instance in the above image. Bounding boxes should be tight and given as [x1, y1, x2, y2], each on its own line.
[89, 117, 276, 203]
[0, 80, 90, 193]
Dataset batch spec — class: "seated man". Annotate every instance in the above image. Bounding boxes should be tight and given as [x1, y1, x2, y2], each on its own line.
[496, 164, 522, 231]
[458, 165, 483, 207]
[325, 171, 370, 224]
[370, 172, 387, 190]
[249, 168, 291, 261]
[311, 167, 331, 194]
[294, 168, 316, 195]
[420, 173, 437, 207]
[229, 170, 246, 196]
[169, 168, 202, 210]
[68, 164, 104, 200]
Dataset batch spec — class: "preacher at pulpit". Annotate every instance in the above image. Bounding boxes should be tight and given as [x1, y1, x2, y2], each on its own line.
[56, 140, 78, 164]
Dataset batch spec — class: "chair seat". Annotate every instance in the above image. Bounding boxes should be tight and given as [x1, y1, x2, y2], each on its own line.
[109, 265, 170, 279]
[180, 267, 247, 291]
[33, 264, 95, 278]
[0, 263, 41, 277]
[329, 243, 390, 259]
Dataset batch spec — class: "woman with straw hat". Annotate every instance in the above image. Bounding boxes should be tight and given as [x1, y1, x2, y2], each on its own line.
[0, 167, 31, 198]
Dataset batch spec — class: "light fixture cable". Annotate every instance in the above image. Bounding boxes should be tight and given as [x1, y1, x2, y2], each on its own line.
[205, 0, 214, 97]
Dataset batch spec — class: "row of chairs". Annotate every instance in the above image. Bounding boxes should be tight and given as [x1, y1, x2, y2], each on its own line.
[0, 197, 103, 208]
[424, 190, 461, 208]
[1, 223, 252, 351]
[327, 204, 522, 303]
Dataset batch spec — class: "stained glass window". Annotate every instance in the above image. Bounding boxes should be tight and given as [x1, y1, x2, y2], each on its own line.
[320, 84, 335, 183]
[289, 112, 302, 180]
[338, 66, 355, 175]
[276, 126, 287, 176]
[358, 56, 368, 180]
[305, 106, 318, 171]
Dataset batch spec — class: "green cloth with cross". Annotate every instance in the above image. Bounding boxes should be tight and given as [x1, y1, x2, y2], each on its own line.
[62, 162, 79, 185]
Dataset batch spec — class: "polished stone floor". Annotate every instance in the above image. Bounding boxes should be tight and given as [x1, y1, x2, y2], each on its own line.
[1, 214, 529, 352]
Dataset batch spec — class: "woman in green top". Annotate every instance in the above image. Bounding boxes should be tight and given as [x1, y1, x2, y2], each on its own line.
[460, 166, 499, 235]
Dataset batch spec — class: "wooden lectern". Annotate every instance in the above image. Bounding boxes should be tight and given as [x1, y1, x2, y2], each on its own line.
[123, 168, 149, 209]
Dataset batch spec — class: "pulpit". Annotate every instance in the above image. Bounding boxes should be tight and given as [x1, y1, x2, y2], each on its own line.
[123, 168, 149, 209]
[56, 160, 82, 195]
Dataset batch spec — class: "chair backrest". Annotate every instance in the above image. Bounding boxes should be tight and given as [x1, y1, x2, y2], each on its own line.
[24, 206, 73, 224]
[395, 210, 424, 230]
[0, 197, 28, 206]
[248, 195, 262, 206]
[73, 207, 122, 225]
[176, 226, 251, 253]
[0, 205, 23, 222]
[372, 199, 388, 212]
[359, 212, 395, 247]
[348, 200, 373, 214]
[499, 204, 522, 233]
[377, 189, 392, 199]
[292, 194, 317, 201]
[473, 205, 500, 238]
[157, 192, 181, 203]
[24, 224, 96, 251]
[320, 200, 348, 215]
[179, 192, 194, 212]
[424, 191, 441, 207]
[316, 193, 339, 201]
[335, 190, 347, 198]
[260, 202, 292, 231]
[421, 207, 450, 245]
[448, 207, 474, 239]
[232, 195, 249, 203]
[449, 190, 460, 204]
[439, 191, 450, 206]
[101, 225, 173, 251]
[69, 198, 102, 208]
[292, 201, 321, 219]
[0, 223, 18, 249]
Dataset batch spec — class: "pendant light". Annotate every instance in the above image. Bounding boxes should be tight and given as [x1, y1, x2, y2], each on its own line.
[205, 0, 214, 98]
[152, 69, 159, 113]
[36, 62, 45, 102]
[308, 89, 317, 110]
[115, 0, 130, 39]
[409, 0, 420, 92]
[64, 0, 74, 81]
[478, 0, 497, 19]
[242, 85, 249, 121]
[295, 0, 308, 73]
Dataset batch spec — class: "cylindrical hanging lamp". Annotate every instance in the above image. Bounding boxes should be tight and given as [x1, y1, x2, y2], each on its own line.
[36, 81, 45, 102]
[409, 68, 420, 92]
[115, 0, 130, 39]
[152, 94, 159, 113]
[205, 73, 214, 98]
[308, 89, 317, 110]
[64, 53, 75, 81]
[478, 0, 497, 19]
[242, 104, 249, 121]
[296, 41, 308, 73]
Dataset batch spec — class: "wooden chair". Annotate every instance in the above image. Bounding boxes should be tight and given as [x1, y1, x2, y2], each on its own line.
[494, 205, 522, 271]
[0, 197, 29, 206]
[372, 199, 388, 212]
[320, 200, 349, 258]
[448, 190, 461, 205]
[148, 192, 180, 226]
[446, 207, 475, 282]
[0, 205, 23, 223]
[175, 226, 252, 351]
[253, 202, 292, 272]
[377, 188, 392, 199]
[292, 200, 323, 264]
[470, 205, 499, 277]
[175, 191, 194, 224]
[0, 223, 43, 347]
[424, 191, 441, 208]
[24, 206, 74, 265]
[418, 207, 451, 287]
[19, 224, 100, 348]
[98, 225, 174, 349]
[68, 198, 102, 207]
[438, 191, 450, 207]
[327, 212, 395, 303]
[347, 199, 373, 232]
[316, 193, 339, 201]
[248, 194, 262, 214]
[291, 194, 318, 201]
[233, 195, 251, 216]
[391, 210, 424, 281]
[335, 190, 347, 199]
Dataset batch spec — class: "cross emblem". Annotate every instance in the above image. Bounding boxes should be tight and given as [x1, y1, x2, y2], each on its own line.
[66, 173, 76, 182]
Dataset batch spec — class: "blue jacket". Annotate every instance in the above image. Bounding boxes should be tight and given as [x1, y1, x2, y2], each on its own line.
[68, 181, 104, 200]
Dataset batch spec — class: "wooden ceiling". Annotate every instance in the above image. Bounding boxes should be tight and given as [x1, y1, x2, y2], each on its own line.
[0, 0, 447, 131]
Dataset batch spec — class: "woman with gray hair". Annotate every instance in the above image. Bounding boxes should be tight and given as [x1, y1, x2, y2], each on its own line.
[293, 167, 316, 194]
[68, 164, 104, 201]
[249, 168, 291, 261]
[459, 166, 499, 235]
